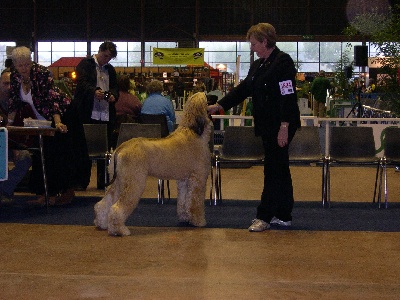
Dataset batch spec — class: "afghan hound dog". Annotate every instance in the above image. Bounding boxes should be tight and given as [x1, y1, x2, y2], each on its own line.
[94, 92, 212, 236]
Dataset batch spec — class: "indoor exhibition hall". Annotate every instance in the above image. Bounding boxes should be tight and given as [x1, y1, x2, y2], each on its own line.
[0, 1, 399, 299]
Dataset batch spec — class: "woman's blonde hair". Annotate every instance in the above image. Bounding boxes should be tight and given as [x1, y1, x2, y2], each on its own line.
[246, 23, 277, 48]
[11, 46, 32, 63]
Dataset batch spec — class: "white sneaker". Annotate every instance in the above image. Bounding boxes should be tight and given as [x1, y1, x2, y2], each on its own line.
[270, 216, 292, 227]
[248, 219, 270, 232]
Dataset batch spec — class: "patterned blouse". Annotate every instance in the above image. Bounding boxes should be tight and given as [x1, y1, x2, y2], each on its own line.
[9, 62, 71, 121]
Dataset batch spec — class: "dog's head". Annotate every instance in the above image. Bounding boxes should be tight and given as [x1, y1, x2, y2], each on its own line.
[181, 92, 210, 136]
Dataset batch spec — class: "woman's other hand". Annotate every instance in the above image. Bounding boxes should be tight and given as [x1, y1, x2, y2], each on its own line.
[277, 123, 289, 147]
[207, 104, 222, 115]
[55, 122, 68, 133]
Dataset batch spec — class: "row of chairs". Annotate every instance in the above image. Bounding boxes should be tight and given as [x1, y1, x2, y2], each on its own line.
[84, 121, 400, 208]
[213, 125, 400, 209]
[212, 126, 325, 205]
[83, 114, 171, 203]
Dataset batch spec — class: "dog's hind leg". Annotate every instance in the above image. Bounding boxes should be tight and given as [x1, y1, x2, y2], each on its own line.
[107, 176, 146, 236]
[94, 184, 116, 230]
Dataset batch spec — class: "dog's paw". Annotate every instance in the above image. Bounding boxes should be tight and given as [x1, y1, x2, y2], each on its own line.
[108, 225, 131, 236]
[94, 218, 108, 230]
[190, 219, 207, 227]
[93, 214, 109, 230]
[178, 221, 196, 227]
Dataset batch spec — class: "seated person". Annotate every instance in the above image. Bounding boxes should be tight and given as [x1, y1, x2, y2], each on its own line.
[0, 68, 32, 205]
[141, 80, 176, 133]
[113, 74, 143, 147]
[9, 46, 74, 206]
[116, 74, 142, 118]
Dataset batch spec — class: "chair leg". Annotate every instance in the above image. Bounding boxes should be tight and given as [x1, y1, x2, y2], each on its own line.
[322, 157, 330, 208]
[166, 180, 170, 202]
[376, 158, 389, 209]
[104, 152, 112, 189]
[214, 158, 220, 205]
[322, 159, 326, 207]
[209, 160, 214, 205]
[327, 163, 331, 208]
[157, 179, 162, 204]
[212, 157, 221, 205]
[373, 158, 384, 205]
[96, 159, 107, 190]
[377, 161, 383, 208]
[217, 161, 222, 203]
[383, 164, 388, 209]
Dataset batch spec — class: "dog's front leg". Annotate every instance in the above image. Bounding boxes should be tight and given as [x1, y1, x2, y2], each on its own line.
[176, 179, 191, 223]
[107, 178, 145, 236]
[108, 203, 133, 236]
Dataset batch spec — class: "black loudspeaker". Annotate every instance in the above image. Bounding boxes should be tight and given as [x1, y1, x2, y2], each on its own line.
[344, 66, 353, 78]
[354, 45, 368, 66]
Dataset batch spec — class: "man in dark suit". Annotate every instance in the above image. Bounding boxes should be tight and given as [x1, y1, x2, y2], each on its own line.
[73, 41, 119, 189]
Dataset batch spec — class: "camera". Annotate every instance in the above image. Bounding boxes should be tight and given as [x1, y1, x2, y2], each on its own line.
[103, 91, 111, 101]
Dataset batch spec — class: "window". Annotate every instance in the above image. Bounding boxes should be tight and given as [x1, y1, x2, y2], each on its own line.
[0, 42, 16, 71]
[3, 40, 374, 82]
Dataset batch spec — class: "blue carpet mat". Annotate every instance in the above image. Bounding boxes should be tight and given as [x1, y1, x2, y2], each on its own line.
[1, 197, 399, 232]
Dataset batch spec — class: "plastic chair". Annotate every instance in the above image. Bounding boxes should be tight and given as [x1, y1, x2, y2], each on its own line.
[289, 126, 327, 206]
[83, 124, 111, 189]
[138, 114, 172, 203]
[374, 127, 400, 208]
[214, 126, 264, 203]
[139, 114, 170, 137]
[117, 123, 170, 204]
[116, 123, 161, 147]
[325, 126, 380, 207]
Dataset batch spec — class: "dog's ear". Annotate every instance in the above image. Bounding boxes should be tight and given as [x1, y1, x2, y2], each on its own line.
[191, 116, 206, 135]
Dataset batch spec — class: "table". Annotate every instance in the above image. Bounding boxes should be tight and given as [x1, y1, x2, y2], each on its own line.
[7, 126, 57, 209]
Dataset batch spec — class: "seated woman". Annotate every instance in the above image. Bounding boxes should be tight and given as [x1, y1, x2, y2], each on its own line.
[8, 46, 75, 206]
[113, 74, 142, 147]
[116, 74, 142, 119]
[141, 80, 176, 133]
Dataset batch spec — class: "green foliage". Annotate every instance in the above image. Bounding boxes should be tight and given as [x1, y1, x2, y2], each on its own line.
[344, 4, 400, 115]
[296, 80, 310, 99]
[333, 44, 353, 100]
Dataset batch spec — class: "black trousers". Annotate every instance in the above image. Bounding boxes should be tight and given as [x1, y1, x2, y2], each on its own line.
[30, 131, 74, 195]
[256, 129, 296, 222]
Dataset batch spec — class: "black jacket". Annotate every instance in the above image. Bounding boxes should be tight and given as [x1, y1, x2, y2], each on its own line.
[74, 56, 119, 125]
[219, 47, 300, 136]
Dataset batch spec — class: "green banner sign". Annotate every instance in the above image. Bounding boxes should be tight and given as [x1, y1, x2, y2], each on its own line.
[153, 48, 204, 65]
